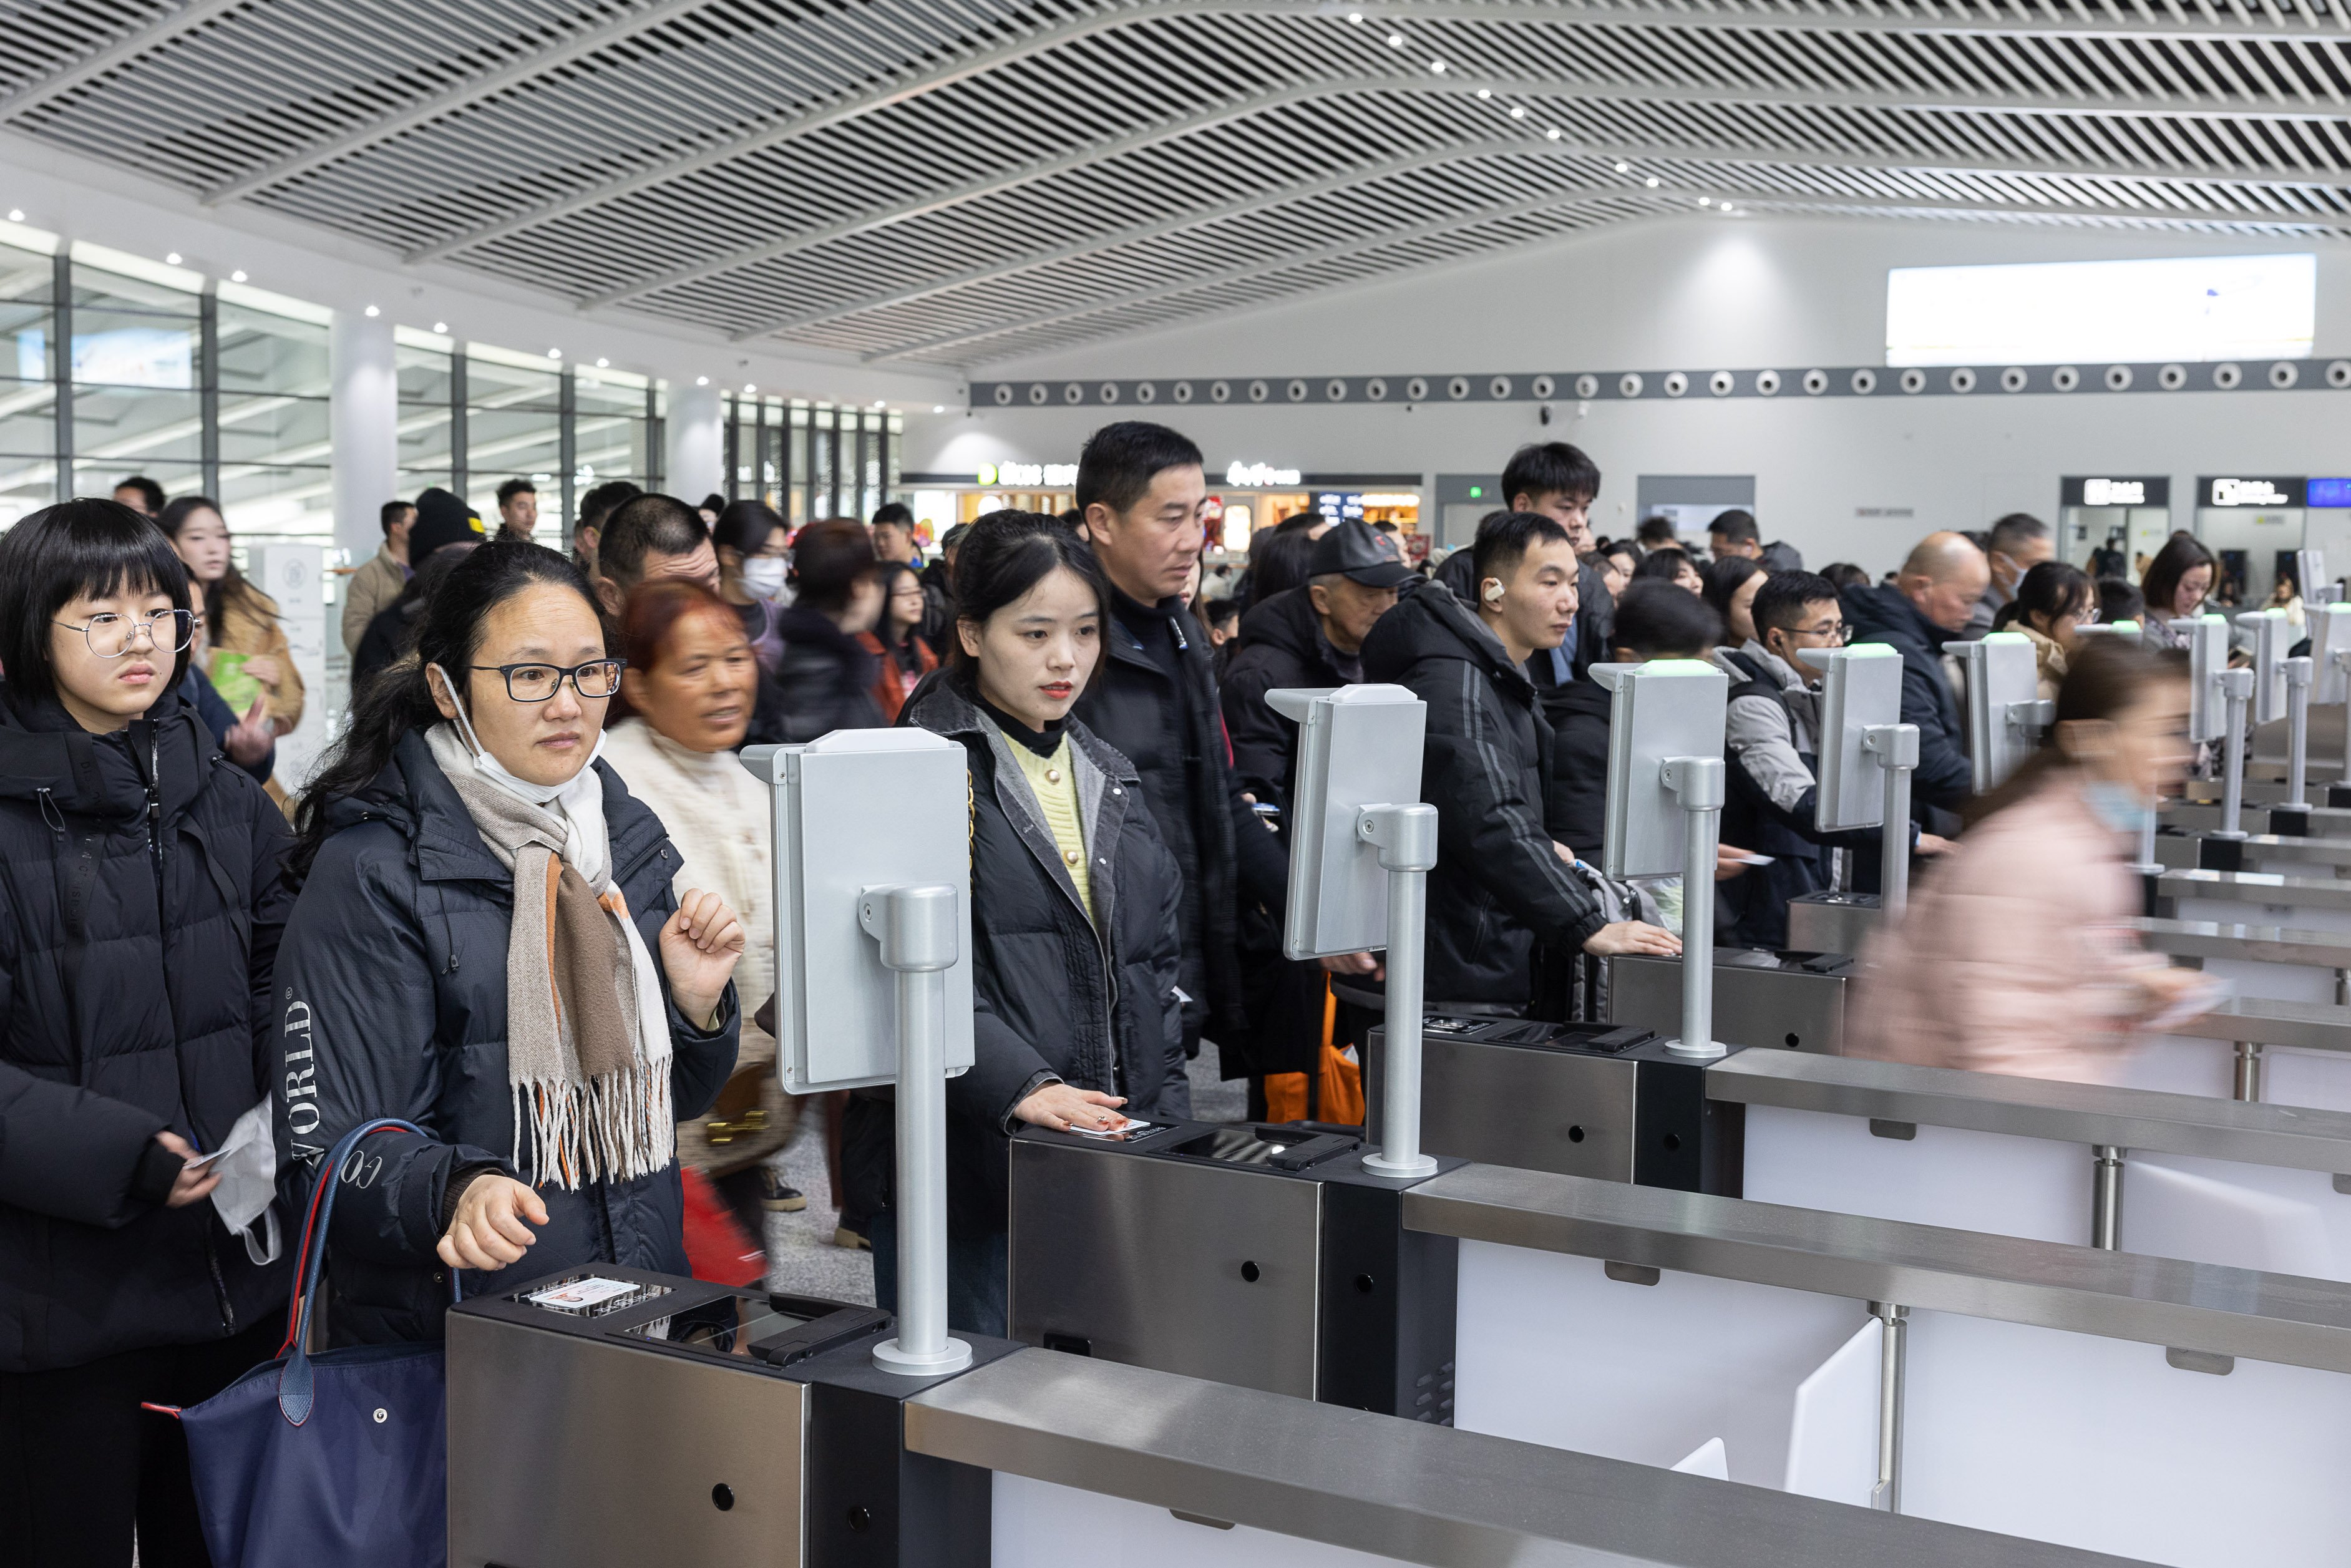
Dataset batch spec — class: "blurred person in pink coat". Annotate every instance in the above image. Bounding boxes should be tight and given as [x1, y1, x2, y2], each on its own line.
[1849, 637, 2210, 1084]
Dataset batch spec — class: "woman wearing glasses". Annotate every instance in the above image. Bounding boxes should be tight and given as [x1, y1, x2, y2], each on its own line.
[271, 542, 746, 1345]
[1991, 561, 2099, 701]
[0, 500, 297, 1564]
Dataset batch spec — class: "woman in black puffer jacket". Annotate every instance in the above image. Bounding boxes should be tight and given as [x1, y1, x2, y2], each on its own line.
[762, 517, 887, 743]
[850, 511, 1188, 1338]
[0, 500, 296, 1567]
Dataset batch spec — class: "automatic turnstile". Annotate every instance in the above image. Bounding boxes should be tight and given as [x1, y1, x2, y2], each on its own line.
[1608, 948, 1855, 1054]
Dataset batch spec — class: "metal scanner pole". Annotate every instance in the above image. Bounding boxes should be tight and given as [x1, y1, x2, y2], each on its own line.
[2215, 668, 2256, 841]
[1862, 723, 1919, 923]
[1660, 756, 1726, 1061]
[2337, 651, 2351, 791]
[862, 884, 974, 1377]
[2284, 656, 2314, 809]
[1361, 802, 1440, 1178]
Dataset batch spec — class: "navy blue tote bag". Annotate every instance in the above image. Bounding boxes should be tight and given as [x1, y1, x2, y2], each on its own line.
[173, 1118, 455, 1568]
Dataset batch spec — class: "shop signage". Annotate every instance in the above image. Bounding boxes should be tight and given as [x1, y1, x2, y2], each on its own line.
[2307, 477, 2351, 509]
[976, 461, 1076, 487]
[2202, 476, 2304, 509]
[1224, 460, 1302, 487]
[2060, 476, 2169, 508]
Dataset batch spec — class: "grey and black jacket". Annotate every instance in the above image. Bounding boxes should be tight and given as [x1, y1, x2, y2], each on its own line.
[861, 676, 1188, 1237]
[0, 686, 294, 1372]
[1361, 582, 1609, 1010]
[270, 728, 739, 1345]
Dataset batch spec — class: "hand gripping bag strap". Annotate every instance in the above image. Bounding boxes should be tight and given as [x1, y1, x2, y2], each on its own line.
[276, 1119, 459, 1426]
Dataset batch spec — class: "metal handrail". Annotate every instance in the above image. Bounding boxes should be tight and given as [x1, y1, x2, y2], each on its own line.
[2130, 916, 2351, 970]
[2157, 868, 2351, 912]
[903, 1348, 2148, 1567]
[1403, 1164, 2351, 1375]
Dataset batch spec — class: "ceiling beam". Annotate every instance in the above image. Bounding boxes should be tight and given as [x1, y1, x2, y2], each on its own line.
[202, 0, 713, 206]
[887, 183, 2347, 365]
[1348, 0, 2351, 44]
[593, 69, 2351, 313]
[402, 0, 2351, 267]
[0, 0, 251, 125]
[733, 127, 2349, 343]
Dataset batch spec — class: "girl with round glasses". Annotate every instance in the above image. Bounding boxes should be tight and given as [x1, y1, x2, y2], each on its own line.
[273, 541, 748, 1345]
[0, 500, 298, 1562]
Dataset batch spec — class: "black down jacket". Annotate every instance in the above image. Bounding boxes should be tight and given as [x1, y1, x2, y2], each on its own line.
[863, 676, 1187, 1237]
[271, 728, 739, 1344]
[760, 605, 886, 744]
[0, 687, 295, 1373]
[1361, 582, 1609, 1010]
[1220, 585, 1351, 807]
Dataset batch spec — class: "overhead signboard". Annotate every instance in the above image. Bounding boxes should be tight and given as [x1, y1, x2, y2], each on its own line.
[2307, 477, 2351, 509]
[975, 461, 1077, 488]
[2200, 475, 2305, 509]
[2060, 476, 2170, 508]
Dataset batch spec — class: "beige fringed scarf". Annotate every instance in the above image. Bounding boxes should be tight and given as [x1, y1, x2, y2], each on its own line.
[426, 723, 673, 1189]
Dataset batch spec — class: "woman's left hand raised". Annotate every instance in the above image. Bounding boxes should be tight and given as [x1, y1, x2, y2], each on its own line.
[660, 887, 746, 1027]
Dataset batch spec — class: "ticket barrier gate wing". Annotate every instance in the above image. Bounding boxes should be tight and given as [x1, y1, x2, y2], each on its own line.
[1607, 948, 1854, 1054]
[1005, 1120, 1461, 1418]
[1786, 889, 1884, 957]
[1408, 1165, 2351, 1568]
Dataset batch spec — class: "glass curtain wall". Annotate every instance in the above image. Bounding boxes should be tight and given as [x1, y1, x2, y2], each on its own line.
[727, 397, 901, 525]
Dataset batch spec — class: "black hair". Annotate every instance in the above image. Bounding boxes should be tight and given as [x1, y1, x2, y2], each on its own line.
[1204, 595, 1242, 632]
[1247, 526, 1318, 610]
[870, 501, 915, 530]
[496, 477, 536, 507]
[792, 517, 879, 613]
[1612, 578, 1723, 658]
[1986, 512, 2050, 555]
[598, 494, 709, 590]
[114, 475, 167, 515]
[1632, 545, 1696, 584]
[293, 542, 601, 879]
[380, 499, 414, 537]
[1602, 540, 1640, 567]
[950, 509, 1107, 672]
[1708, 509, 1759, 545]
[1820, 561, 1872, 591]
[577, 479, 643, 535]
[698, 493, 726, 516]
[1074, 421, 1204, 517]
[1702, 555, 1764, 627]
[1470, 510, 1573, 590]
[713, 499, 784, 560]
[2095, 577, 2144, 624]
[1991, 559, 2095, 635]
[1751, 570, 1840, 640]
[1635, 515, 1677, 547]
[1500, 442, 1601, 509]
[2141, 530, 2216, 619]
[0, 499, 193, 709]
[156, 494, 268, 630]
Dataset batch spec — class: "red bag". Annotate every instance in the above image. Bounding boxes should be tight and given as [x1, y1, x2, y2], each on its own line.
[679, 1167, 766, 1287]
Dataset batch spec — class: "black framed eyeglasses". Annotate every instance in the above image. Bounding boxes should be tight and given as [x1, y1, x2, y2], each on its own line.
[470, 659, 626, 701]
[54, 609, 198, 658]
[1791, 622, 1853, 645]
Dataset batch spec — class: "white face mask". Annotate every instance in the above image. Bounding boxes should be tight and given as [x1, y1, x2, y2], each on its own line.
[429, 663, 603, 807]
[740, 558, 789, 599]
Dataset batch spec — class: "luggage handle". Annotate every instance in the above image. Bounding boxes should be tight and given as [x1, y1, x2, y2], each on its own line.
[276, 1118, 459, 1427]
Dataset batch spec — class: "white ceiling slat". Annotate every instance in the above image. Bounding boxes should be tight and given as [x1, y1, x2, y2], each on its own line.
[0, 0, 252, 125]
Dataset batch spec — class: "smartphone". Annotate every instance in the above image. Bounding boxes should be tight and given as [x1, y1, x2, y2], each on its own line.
[1250, 802, 1281, 821]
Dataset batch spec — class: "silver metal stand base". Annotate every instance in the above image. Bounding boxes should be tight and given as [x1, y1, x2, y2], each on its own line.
[872, 1336, 973, 1376]
[1362, 1151, 1439, 1178]
[1663, 1037, 1730, 1060]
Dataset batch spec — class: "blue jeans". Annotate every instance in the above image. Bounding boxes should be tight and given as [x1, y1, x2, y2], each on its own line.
[867, 1208, 1009, 1338]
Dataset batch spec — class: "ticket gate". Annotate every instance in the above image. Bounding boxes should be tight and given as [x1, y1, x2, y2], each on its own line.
[1005, 1120, 1461, 1417]
[1608, 948, 1856, 1054]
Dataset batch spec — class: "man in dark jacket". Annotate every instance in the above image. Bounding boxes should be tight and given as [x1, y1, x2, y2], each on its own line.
[1843, 531, 1990, 839]
[1072, 421, 1287, 1062]
[1361, 513, 1678, 1012]
[1504, 441, 1617, 676]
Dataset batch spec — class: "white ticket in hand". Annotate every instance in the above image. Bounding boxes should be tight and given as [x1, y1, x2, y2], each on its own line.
[527, 1276, 641, 1311]
[1066, 1116, 1151, 1139]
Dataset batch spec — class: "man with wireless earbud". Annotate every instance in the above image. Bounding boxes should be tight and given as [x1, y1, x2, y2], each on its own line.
[1363, 512, 1682, 1016]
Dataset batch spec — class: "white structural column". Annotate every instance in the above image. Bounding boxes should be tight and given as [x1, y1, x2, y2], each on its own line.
[666, 380, 723, 504]
[328, 309, 397, 563]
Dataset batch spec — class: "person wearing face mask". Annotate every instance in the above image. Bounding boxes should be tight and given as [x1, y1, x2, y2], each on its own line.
[602, 581, 804, 1257]
[1361, 512, 1680, 1018]
[714, 499, 791, 672]
[1962, 513, 2055, 640]
[866, 510, 1187, 1335]
[1849, 639, 2213, 1083]
[767, 518, 888, 743]
[272, 543, 745, 1345]
[0, 502, 296, 1566]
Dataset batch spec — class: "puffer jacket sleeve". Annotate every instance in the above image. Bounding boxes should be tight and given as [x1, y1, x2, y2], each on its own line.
[1904, 656, 1974, 811]
[1414, 656, 1607, 950]
[1143, 817, 1190, 1118]
[273, 830, 508, 1267]
[1220, 643, 1294, 805]
[241, 776, 296, 1091]
[952, 905, 1059, 1131]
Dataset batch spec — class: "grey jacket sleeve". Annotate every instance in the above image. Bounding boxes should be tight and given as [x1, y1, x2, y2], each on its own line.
[1725, 692, 1814, 816]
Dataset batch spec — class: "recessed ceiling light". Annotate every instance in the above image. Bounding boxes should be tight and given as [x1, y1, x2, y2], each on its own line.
[1476, 87, 1491, 99]
[230, 268, 247, 282]
[547, 348, 562, 359]
[1645, 177, 1661, 188]
[1348, 9, 1363, 19]
[1545, 127, 1561, 139]
[165, 251, 181, 265]
[1386, 32, 1405, 46]
[1698, 196, 1711, 205]
[696, 376, 709, 386]
[6, 210, 21, 222]
[596, 356, 609, 368]
[432, 321, 447, 334]
[364, 304, 379, 317]
[1614, 162, 1629, 173]
[1509, 106, 1526, 119]
[1428, 59, 1446, 72]
[744, 382, 757, 392]
[874, 399, 886, 407]
[933, 404, 945, 412]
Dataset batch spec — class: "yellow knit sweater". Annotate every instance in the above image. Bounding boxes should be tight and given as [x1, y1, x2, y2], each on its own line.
[1007, 734, 1094, 923]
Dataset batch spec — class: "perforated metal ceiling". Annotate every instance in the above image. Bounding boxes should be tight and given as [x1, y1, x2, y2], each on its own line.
[3, 0, 2349, 368]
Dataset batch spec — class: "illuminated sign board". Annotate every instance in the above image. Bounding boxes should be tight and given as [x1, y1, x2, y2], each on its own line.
[2201, 476, 2305, 509]
[2307, 477, 2351, 509]
[975, 462, 1077, 488]
[1224, 461, 1303, 487]
[2060, 476, 2169, 508]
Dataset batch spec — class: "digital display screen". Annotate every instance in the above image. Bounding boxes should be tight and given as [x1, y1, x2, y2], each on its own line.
[1174, 1127, 1300, 1167]
[1887, 253, 2315, 366]
[621, 1292, 814, 1358]
[2309, 478, 2351, 509]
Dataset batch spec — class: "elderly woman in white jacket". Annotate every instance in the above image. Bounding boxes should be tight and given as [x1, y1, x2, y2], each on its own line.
[602, 578, 804, 1255]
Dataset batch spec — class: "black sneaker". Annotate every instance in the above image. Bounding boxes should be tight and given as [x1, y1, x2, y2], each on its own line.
[757, 1168, 807, 1212]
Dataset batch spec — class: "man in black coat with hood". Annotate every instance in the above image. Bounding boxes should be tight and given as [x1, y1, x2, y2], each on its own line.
[1842, 530, 1990, 839]
[1072, 422, 1287, 1064]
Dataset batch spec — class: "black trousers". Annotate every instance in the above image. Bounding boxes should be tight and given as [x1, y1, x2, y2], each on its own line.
[0, 1314, 284, 1567]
